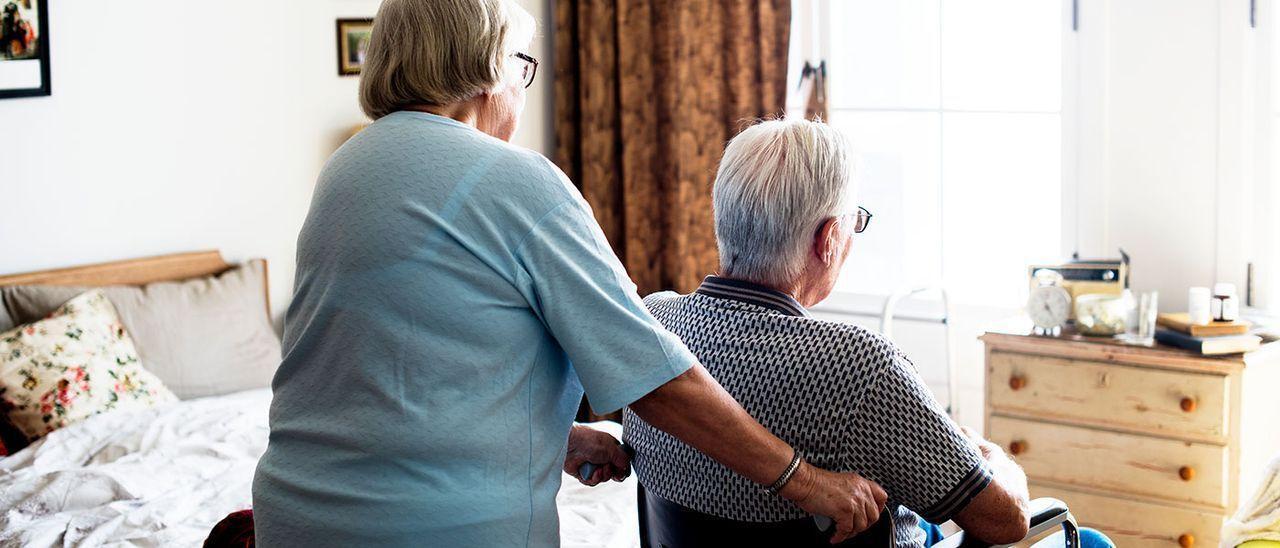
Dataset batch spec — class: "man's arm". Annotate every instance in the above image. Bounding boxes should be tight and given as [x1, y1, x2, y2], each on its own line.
[842, 353, 1027, 544]
[950, 427, 1030, 544]
[629, 364, 888, 543]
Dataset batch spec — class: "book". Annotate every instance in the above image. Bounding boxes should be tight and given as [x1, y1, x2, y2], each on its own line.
[1154, 329, 1261, 355]
[1156, 312, 1251, 337]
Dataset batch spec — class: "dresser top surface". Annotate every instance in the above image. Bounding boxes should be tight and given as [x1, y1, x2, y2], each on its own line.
[982, 319, 1280, 374]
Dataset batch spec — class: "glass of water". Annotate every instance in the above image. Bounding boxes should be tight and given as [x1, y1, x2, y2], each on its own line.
[1137, 291, 1159, 344]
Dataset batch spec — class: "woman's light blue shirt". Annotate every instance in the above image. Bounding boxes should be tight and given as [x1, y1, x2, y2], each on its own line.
[252, 111, 695, 546]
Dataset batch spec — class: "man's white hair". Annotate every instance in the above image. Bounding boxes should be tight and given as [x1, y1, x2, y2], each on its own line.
[713, 118, 857, 287]
[360, 0, 535, 119]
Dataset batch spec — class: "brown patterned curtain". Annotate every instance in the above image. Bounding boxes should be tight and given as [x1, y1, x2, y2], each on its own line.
[553, 0, 792, 295]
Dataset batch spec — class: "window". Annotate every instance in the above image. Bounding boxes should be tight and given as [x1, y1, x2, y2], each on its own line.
[792, 0, 1073, 309]
[1253, 0, 1280, 313]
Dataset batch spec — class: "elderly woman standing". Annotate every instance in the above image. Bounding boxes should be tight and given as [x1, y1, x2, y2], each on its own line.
[251, 1, 884, 546]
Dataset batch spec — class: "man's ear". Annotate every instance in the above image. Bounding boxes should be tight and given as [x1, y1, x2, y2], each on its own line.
[813, 217, 842, 266]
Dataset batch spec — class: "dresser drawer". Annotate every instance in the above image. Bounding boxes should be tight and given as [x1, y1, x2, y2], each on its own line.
[987, 351, 1229, 441]
[988, 416, 1228, 508]
[1029, 483, 1222, 548]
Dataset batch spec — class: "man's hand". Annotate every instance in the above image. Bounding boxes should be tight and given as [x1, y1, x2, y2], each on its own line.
[563, 425, 630, 486]
[779, 462, 887, 544]
[959, 426, 1002, 461]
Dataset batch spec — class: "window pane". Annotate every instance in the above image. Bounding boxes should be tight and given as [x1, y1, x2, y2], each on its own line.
[1274, 4, 1280, 110]
[940, 0, 1062, 111]
[827, 0, 940, 109]
[941, 113, 1061, 306]
[829, 111, 943, 295]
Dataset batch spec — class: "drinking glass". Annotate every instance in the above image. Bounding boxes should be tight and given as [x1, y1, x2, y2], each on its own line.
[1137, 291, 1159, 344]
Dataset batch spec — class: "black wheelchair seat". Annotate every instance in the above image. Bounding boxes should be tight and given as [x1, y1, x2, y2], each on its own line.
[637, 484, 894, 547]
[636, 484, 1079, 548]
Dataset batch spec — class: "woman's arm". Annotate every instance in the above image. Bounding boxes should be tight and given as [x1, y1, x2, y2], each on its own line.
[630, 364, 887, 543]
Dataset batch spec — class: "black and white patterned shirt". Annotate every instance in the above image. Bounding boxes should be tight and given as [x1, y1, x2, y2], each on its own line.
[623, 276, 991, 547]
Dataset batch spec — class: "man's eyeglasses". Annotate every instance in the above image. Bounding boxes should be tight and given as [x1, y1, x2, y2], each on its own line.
[513, 52, 538, 89]
[847, 206, 873, 234]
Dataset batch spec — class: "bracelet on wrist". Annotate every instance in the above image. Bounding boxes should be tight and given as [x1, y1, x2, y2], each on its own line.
[764, 449, 803, 496]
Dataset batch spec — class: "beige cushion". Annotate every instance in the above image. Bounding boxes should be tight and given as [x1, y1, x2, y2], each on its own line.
[0, 290, 177, 439]
[1, 261, 280, 399]
[0, 305, 11, 333]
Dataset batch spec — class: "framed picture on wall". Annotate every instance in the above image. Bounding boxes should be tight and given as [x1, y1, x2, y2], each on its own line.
[0, 0, 50, 98]
[336, 18, 373, 76]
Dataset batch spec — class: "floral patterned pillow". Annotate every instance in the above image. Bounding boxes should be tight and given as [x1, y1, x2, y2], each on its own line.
[0, 290, 177, 440]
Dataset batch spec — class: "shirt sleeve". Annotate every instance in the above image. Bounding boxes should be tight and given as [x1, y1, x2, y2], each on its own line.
[513, 196, 696, 415]
[847, 351, 992, 524]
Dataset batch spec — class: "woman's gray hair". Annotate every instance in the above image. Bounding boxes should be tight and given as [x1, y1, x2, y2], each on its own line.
[713, 118, 857, 287]
[359, 0, 535, 119]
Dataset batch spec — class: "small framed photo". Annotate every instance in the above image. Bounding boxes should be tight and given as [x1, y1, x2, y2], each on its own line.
[336, 18, 373, 76]
[0, 0, 50, 99]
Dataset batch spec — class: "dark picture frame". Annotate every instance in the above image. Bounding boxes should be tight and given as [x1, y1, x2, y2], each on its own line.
[0, 0, 50, 99]
[336, 18, 373, 76]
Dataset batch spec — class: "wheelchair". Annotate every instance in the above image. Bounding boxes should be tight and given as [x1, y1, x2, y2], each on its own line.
[638, 485, 1080, 548]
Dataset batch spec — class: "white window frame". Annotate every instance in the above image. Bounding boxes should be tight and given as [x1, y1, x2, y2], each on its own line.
[1240, 0, 1280, 316]
[1200, 0, 1277, 318]
[790, 0, 1082, 320]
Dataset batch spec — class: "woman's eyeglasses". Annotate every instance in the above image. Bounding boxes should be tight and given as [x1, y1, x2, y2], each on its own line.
[513, 52, 538, 89]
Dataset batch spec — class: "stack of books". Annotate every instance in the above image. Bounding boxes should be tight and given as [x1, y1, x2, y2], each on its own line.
[1155, 313, 1261, 355]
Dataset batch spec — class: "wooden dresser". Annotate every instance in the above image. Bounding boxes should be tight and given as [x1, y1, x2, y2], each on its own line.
[981, 327, 1280, 548]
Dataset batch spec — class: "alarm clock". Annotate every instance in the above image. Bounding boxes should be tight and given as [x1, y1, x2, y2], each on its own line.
[1028, 271, 1071, 335]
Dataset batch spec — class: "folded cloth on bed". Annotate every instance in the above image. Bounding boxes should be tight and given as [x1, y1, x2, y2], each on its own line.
[1224, 454, 1280, 546]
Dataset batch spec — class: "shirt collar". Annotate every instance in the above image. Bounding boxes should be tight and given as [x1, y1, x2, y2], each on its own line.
[694, 276, 810, 317]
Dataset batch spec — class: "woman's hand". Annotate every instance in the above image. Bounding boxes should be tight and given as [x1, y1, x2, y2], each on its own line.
[563, 425, 631, 486]
[779, 462, 887, 544]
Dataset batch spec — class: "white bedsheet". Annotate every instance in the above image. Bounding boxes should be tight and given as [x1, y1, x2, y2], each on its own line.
[0, 390, 639, 548]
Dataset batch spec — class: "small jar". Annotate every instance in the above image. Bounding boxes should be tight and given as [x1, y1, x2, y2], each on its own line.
[1188, 287, 1212, 325]
[1211, 283, 1239, 322]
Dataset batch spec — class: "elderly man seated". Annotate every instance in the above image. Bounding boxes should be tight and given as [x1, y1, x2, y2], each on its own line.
[623, 118, 1114, 547]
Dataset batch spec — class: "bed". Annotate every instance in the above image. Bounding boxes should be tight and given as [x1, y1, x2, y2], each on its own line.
[0, 251, 639, 548]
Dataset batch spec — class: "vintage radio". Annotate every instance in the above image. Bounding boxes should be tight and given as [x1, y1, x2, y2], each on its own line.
[1028, 251, 1129, 318]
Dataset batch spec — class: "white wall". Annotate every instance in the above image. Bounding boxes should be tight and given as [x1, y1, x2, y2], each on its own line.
[0, 0, 554, 327]
[1075, 0, 1259, 312]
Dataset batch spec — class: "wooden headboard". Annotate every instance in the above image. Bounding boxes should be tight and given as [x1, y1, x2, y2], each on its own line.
[0, 250, 270, 314]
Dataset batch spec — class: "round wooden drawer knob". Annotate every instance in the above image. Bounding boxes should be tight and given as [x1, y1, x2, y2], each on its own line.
[1181, 397, 1197, 412]
[1178, 533, 1194, 547]
[1179, 466, 1196, 481]
[1009, 440, 1027, 455]
[1009, 376, 1026, 391]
